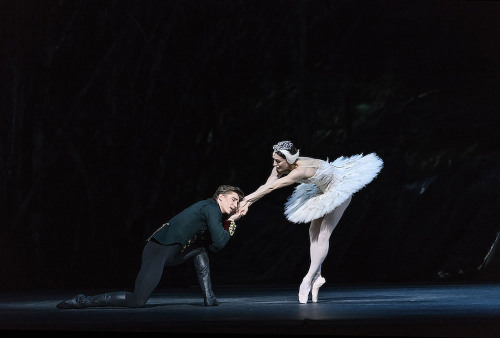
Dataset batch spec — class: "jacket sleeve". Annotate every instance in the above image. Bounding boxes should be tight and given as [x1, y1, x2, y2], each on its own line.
[204, 205, 230, 252]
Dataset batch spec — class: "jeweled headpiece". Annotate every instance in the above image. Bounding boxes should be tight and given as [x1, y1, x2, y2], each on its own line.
[273, 141, 300, 164]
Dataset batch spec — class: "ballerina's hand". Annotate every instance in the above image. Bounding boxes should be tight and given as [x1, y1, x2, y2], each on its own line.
[228, 207, 244, 221]
[238, 202, 250, 216]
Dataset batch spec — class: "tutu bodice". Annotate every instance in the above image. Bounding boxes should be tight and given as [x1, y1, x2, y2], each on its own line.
[284, 153, 383, 223]
[296, 160, 339, 192]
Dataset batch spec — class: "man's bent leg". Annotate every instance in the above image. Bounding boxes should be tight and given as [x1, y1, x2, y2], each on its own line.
[129, 241, 181, 307]
[166, 246, 219, 306]
[166, 246, 205, 267]
[57, 241, 181, 309]
[193, 248, 219, 306]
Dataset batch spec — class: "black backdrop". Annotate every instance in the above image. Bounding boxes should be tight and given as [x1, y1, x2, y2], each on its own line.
[1, 0, 499, 291]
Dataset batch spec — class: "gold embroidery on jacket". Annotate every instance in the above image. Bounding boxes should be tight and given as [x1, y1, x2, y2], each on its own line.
[146, 222, 168, 241]
[228, 221, 237, 236]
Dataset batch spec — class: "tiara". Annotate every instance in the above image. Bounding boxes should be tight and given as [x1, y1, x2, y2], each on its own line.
[273, 141, 299, 164]
[273, 141, 294, 152]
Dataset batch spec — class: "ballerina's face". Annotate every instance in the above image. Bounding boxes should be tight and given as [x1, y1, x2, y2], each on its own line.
[272, 152, 291, 174]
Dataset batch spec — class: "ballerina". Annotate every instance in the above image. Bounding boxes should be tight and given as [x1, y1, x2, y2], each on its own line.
[239, 141, 383, 303]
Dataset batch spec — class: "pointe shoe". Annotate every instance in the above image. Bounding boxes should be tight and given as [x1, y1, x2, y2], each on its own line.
[311, 276, 326, 303]
[298, 280, 312, 304]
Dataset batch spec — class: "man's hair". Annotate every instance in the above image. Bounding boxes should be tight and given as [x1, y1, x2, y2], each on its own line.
[213, 185, 245, 200]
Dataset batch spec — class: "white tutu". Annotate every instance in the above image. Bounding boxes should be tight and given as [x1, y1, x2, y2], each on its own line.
[284, 153, 383, 223]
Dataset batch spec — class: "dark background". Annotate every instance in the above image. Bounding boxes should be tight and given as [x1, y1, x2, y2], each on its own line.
[1, 0, 499, 291]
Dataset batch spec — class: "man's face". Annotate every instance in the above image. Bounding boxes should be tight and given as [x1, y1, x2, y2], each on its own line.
[217, 191, 240, 215]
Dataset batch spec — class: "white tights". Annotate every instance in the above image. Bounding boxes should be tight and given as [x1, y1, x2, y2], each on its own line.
[299, 196, 351, 293]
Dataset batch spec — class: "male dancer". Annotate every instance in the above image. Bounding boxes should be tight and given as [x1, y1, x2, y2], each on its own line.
[57, 185, 244, 308]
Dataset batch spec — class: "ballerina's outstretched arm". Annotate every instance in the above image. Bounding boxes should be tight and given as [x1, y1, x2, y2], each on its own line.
[239, 167, 309, 216]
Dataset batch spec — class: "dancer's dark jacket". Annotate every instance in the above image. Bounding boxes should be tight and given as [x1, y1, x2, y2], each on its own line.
[147, 198, 230, 252]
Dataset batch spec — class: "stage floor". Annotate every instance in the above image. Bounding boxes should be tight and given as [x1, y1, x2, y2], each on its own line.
[1, 283, 500, 337]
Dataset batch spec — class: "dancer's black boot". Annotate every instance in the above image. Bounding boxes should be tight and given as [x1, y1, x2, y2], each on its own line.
[56, 291, 128, 309]
[193, 250, 219, 306]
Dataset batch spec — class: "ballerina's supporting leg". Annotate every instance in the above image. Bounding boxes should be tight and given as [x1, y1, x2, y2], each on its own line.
[298, 196, 351, 304]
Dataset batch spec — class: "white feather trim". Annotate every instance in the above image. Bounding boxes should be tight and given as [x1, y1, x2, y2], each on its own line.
[278, 149, 300, 164]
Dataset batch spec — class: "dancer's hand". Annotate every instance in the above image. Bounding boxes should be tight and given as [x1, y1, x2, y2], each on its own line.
[238, 202, 250, 216]
[228, 208, 244, 221]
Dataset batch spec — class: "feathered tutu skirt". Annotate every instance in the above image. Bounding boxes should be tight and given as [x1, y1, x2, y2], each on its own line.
[284, 153, 383, 223]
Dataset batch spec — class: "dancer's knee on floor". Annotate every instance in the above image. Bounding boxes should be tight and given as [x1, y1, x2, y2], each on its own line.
[127, 294, 148, 308]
